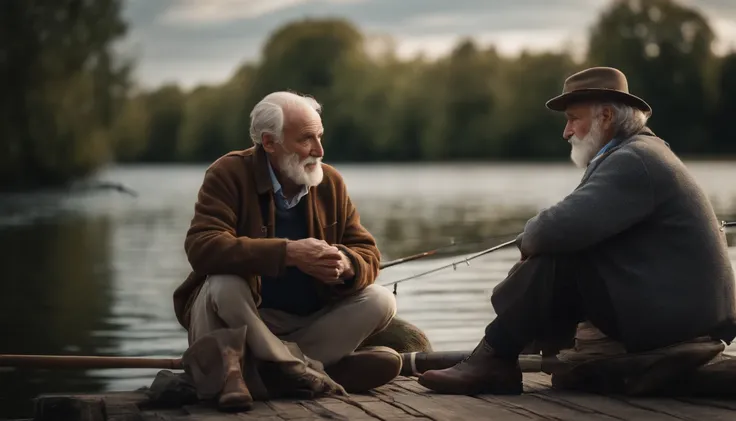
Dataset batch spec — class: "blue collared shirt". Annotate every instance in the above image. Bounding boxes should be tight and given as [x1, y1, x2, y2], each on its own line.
[267, 159, 309, 210]
[590, 138, 618, 164]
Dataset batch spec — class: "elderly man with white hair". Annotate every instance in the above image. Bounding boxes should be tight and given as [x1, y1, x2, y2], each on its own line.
[173, 91, 400, 411]
[418, 67, 736, 396]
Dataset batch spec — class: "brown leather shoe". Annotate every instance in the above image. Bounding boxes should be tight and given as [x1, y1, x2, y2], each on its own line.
[325, 346, 402, 393]
[418, 340, 522, 395]
[217, 348, 253, 412]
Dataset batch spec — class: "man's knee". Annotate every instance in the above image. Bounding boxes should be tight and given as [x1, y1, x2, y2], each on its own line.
[206, 274, 256, 310]
[359, 284, 397, 328]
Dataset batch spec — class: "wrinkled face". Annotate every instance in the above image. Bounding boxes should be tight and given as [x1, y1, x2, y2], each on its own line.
[263, 106, 325, 187]
[563, 103, 610, 168]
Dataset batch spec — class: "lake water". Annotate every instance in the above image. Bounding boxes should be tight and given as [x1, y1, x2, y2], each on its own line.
[1, 162, 735, 418]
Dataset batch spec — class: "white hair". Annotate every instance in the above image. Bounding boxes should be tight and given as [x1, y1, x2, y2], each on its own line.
[592, 102, 649, 140]
[568, 102, 650, 168]
[249, 91, 322, 145]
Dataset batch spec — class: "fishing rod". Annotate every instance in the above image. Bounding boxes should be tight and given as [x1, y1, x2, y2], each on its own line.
[381, 239, 518, 294]
[378, 231, 519, 270]
[380, 250, 438, 269]
[381, 219, 736, 294]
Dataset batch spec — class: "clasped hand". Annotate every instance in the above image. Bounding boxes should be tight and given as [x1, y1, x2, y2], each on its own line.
[285, 238, 353, 284]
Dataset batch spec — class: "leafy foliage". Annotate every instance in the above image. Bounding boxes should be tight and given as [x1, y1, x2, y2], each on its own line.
[3, 0, 735, 190]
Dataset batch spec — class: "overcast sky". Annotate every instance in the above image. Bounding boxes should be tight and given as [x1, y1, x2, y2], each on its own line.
[120, 0, 736, 89]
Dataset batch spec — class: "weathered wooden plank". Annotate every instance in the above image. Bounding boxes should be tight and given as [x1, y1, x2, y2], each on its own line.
[138, 408, 191, 421]
[678, 398, 736, 411]
[103, 393, 145, 421]
[139, 414, 176, 421]
[300, 399, 363, 420]
[370, 386, 430, 418]
[524, 374, 682, 420]
[25, 375, 736, 421]
[245, 401, 283, 417]
[264, 399, 322, 420]
[322, 397, 392, 420]
[33, 395, 105, 421]
[388, 380, 533, 421]
[481, 393, 625, 421]
[339, 395, 425, 420]
[106, 405, 143, 421]
[343, 394, 381, 403]
[614, 397, 735, 421]
[524, 375, 701, 421]
[181, 404, 243, 419]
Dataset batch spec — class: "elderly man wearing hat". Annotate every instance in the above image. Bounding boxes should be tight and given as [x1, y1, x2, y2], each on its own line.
[417, 67, 736, 396]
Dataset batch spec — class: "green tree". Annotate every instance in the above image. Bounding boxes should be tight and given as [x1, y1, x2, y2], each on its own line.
[587, 0, 717, 152]
[494, 52, 581, 159]
[0, 0, 130, 189]
[241, 19, 368, 159]
[138, 85, 185, 162]
[422, 40, 500, 160]
[178, 86, 232, 161]
[110, 94, 150, 162]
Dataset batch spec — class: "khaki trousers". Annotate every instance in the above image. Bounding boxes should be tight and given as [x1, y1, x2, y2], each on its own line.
[186, 274, 396, 397]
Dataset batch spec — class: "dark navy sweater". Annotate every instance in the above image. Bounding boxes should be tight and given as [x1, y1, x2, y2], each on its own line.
[259, 199, 322, 316]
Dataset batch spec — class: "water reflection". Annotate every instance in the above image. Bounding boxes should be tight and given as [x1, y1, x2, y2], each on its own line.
[0, 163, 734, 418]
[0, 216, 115, 417]
[363, 201, 536, 260]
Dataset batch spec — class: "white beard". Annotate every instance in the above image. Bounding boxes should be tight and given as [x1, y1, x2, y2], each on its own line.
[569, 119, 605, 169]
[278, 151, 324, 187]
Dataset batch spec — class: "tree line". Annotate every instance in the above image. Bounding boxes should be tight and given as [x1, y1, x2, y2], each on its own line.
[3, 0, 736, 190]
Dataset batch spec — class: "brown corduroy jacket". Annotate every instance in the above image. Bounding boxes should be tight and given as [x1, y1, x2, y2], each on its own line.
[172, 146, 381, 329]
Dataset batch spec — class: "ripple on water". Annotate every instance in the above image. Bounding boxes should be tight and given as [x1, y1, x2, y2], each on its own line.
[1, 163, 735, 414]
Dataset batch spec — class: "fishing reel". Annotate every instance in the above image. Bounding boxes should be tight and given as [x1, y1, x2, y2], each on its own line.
[722, 221, 735, 232]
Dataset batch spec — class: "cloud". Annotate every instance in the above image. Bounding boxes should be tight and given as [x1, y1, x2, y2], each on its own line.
[123, 0, 736, 88]
[160, 0, 366, 25]
[392, 29, 585, 61]
[160, 0, 308, 25]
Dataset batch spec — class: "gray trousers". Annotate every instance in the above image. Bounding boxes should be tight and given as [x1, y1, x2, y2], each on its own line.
[186, 275, 396, 397]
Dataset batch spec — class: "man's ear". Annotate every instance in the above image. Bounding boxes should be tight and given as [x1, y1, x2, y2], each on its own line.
[261, 134, 277, 153]
[600, 106, 614, 129]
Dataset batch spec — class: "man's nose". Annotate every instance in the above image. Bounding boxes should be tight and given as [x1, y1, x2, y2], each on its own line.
[563, 122, 574, 140]
[311, 139, 324, 158]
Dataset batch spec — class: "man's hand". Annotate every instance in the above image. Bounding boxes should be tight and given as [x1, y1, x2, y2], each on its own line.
[285, 238, 351, 285]
[337, 251, 354, 281]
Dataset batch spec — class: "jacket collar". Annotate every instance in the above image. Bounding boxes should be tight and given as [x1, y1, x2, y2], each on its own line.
[253, 145, 275, 195]
[579, 126, 656, 184]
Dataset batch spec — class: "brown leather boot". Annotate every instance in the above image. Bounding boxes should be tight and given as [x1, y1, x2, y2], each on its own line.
[259, 357, 347, 399]
[217, 348, 253, 412]
[418, 339, 523, 395]
[325, 346, 402, 393]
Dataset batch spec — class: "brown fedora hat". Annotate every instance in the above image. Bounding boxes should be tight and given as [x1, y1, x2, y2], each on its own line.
[546, 67, 652, 116]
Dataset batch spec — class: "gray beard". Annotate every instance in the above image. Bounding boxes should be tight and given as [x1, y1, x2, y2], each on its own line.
[569, 119, 605, 168]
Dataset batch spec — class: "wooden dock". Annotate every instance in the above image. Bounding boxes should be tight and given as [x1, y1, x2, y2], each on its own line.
[27, 373, 736, 421]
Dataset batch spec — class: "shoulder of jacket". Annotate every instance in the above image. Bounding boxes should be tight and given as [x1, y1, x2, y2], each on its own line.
[619, 136, 668, 163]
[320, 162, 344, 182]
[206, 147, 255, 174]
[315, 163, 349, 197]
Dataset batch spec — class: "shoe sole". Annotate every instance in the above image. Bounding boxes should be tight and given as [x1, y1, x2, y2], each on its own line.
[327, 348, 403, 393]
[218, 393, 253, 412]
[417, 374, 523, 396]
